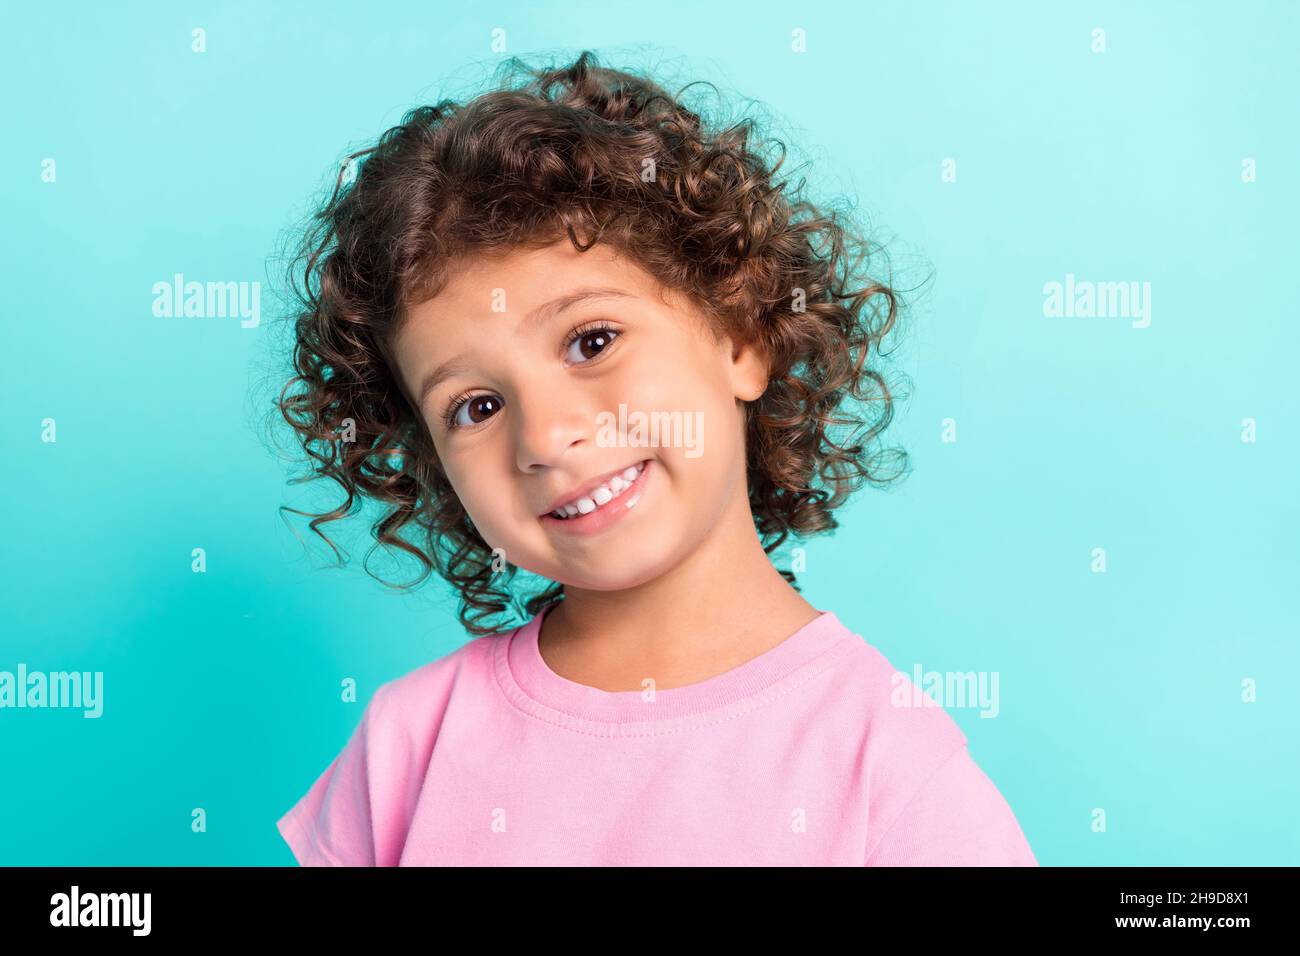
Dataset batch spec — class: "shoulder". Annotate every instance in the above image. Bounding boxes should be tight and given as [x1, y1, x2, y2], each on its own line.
[277, 623, 518, 866]
[363, 627, 509, 737]
[820, 620, 975, 819]
[822, 617, 1036, 865]
[824, 621, 970, 764]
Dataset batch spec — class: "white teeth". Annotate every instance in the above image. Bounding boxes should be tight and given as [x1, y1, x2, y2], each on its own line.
[550, 461, 646, 519]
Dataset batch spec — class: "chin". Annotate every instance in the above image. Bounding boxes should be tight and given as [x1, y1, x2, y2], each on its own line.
[553, 558, 670, 593]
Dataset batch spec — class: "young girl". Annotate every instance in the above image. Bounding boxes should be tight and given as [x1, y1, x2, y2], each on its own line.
[274, 51, 1037, 866]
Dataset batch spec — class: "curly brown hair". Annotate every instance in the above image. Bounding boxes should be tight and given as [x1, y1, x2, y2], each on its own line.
[272, 50, 913, 637]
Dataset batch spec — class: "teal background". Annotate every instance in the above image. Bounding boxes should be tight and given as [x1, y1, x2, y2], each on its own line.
[2, 0, 1296, 865]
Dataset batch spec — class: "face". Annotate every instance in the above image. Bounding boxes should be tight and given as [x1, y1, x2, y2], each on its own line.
[391, 239, 769, 590]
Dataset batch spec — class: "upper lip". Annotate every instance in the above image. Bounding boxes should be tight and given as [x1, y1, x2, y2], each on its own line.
[540, 459, 648, 516]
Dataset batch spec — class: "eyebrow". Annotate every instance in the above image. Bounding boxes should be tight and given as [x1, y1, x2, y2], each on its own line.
[414, 286, 634, 408]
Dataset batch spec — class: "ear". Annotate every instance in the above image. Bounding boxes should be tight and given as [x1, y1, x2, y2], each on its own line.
[727, 334, 770, 402]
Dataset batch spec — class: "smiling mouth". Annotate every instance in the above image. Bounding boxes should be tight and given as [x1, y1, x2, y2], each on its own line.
[544, 460, 648, 520]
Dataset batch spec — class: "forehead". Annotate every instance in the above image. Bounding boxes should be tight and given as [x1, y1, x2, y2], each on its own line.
[404, 240, 656, 328]
[389, 239, 684, 404]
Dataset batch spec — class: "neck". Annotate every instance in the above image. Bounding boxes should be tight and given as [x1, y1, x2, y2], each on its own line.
[537, 488, 820, 692]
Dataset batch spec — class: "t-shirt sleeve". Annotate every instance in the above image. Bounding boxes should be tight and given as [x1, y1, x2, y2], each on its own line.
[864, 743, 1038, 866]
[276, 686, 389, 867]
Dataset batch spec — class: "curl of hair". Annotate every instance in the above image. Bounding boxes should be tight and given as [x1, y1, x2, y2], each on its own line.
[275, 50, 913, 637]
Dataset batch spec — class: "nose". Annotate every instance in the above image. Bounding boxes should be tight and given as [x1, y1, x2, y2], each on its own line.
[512, 377, 599, 473]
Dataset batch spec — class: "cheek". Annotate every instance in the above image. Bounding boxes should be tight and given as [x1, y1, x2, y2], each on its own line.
[441, 459, 496, 522]
[443, 454, 536, 544]
[618, 355, 736, 487]
[643, 351, 736, 442]
[621, 345, 715, 411]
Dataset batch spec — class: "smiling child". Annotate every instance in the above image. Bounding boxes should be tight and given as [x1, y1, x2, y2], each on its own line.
[273, 51, 1037, 866]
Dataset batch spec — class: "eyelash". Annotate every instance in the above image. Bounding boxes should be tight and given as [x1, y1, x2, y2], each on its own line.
[440, 320, 620, 431]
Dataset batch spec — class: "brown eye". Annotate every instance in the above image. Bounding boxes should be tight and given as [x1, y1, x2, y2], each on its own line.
[445, 393, 503, 430]
[564, 326, 619, 364]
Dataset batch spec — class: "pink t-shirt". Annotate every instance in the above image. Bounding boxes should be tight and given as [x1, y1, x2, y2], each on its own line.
[277, 608, 1038, 866]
